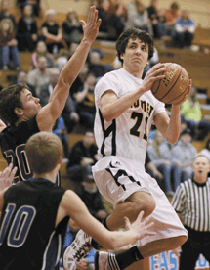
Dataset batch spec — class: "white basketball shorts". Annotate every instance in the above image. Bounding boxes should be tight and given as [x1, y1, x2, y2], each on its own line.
[92, 156, 188, 245]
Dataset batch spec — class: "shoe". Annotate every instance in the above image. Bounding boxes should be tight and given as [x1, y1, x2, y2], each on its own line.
[63, 229, 93, 270]
[95, 251, 120, 270]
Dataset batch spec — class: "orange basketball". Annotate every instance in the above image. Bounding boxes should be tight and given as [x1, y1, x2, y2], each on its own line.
[151, 63, 189, 104]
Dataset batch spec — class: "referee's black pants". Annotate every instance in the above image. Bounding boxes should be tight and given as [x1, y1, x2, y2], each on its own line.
[179, 226, 210, 270]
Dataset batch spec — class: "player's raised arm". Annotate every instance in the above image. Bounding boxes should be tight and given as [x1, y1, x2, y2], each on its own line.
[61, 190, 155, 250]
[36, 6, 101, 131]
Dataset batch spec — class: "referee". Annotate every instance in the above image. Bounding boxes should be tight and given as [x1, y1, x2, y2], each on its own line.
[171, 155, 210, 270]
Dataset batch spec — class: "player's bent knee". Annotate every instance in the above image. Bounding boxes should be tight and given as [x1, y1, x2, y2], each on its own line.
[133, 197, 156, 218]
[170, 235, 187, 249]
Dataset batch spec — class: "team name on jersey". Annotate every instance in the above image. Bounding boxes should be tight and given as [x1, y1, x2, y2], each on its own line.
[131, 99, 154, 117]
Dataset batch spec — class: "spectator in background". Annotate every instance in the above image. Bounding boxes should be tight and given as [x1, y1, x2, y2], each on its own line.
[147, 0, 167, 39]
[53, 116, 69, 161]
[125, 0, 152, 34]
[162, 2, 180, 38]
[17, 0, 41, 17]
[200, 139, 210, 161]
[171, 128, 197, 182]
[41, 9, 68, 55]
[88, 50, 105, 79]
[16, 5, 38, 52]
[39, 68, 79, 134]
[27, 56, 51, 96]
[174, 10, 195, 48]
[147, 130, 181, 196]
[69, 62, 89, 100]
[145, 151, 165, 193]
[181, 84, 210, 141]
[0, 18, 20, 70]
[0, 0, 16, 32]
[60, 218, 96, 270]
[74, 72, 97, 130]
[102, 0, 125, 40]
[75, 173, 107, 223]
[66, 130, 98, 185]
[10, 70, 37, 97]
[29, 40, 55, 71]
[91, 0, 108, 33]
[62, 10, 83, 48]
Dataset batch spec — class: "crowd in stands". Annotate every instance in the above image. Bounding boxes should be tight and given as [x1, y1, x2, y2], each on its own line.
[0, 0, 199, 71]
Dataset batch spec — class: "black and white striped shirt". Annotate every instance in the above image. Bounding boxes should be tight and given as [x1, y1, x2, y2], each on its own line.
[171, 178, 210, 232]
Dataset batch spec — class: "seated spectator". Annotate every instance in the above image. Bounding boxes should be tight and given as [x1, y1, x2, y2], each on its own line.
[60, 218, 96, 270]
[174, 10, 195, 48]
[53, 116, 69, 161]
[125, 0, 152, 35]
[69, 62, 89, 100]
[41, 9, 68, 55]
[0, 18, 20, 70]
[88, 50, 105, 79]
[0, 0, 16, 32]
[200, 139, 210, 161]
[66, 130, 98, 184]
[39, 68, 79, 133]
[10, 70, 37, 97]
[17, 0, 41, 17]
[16, 5, 38, 52]
[29, 40, 55, 71]
[75, 173, 107, 222]
[91, 0, 108, 33]
[62, 10, 83, 48]
[181, 84, 210, 141]
[27, 56, 51, 96]
[171, 128, 197, 182]
[162, 1, 180, 38]
[103, 0, 125, 39]
[147, 130, 181, 196]
[74, 72, 97, 130]
[145, 151, 165, 193]
[147, 0, 167, 38]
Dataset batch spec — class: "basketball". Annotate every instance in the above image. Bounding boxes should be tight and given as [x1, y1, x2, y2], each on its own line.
[151, 63, 189, 104]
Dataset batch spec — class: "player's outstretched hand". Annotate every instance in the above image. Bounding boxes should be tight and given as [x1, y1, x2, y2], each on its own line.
[172, 79, 192, 107]
[0, 163, 17, 191]
[79, 6, 102, 43]
[124, 211, 156, 243]
[141, 63, 166, 93]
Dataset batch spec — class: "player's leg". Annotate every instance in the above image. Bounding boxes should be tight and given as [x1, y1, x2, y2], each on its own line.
[105, 191, 156, 231]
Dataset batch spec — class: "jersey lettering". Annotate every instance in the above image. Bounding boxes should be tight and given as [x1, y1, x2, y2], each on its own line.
[0, 203, 36, 247]
[4, 144, 33, 183]
[130, 112, 148, 141]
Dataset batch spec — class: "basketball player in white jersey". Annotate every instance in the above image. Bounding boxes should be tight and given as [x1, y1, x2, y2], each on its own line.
[64, 28, 190, 270]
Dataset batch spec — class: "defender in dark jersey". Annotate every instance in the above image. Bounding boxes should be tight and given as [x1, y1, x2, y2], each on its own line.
[0, 131, 155, 270]
[0, 6, 102, 183]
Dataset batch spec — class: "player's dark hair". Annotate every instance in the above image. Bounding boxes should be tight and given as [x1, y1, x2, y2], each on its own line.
[115, 28, 154, 65]
[0, 84, 29, 125]
[25, 132, 62, 174]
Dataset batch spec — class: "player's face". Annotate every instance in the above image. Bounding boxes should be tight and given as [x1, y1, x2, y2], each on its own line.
[19, 89, 41, 120]
[193, 157, 210, 179]
[120, 38, 148, 75]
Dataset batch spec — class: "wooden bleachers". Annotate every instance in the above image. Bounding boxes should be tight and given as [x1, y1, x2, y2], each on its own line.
[192, 27, 210, 49]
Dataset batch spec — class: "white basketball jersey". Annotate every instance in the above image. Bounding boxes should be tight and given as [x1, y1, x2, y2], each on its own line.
[94, 68, 166, 165]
